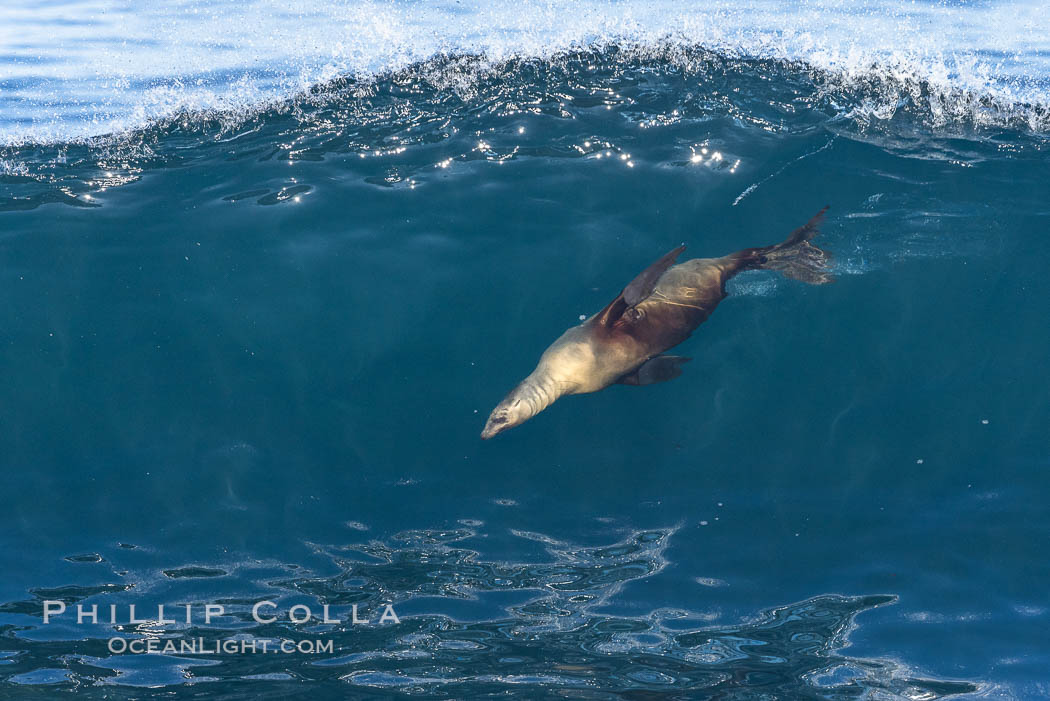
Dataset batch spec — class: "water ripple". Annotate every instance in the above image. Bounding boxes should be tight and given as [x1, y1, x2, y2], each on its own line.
[0, 527, 981, 698]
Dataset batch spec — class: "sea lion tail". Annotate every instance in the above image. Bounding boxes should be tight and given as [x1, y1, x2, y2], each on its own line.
[758, 206, 834, 284]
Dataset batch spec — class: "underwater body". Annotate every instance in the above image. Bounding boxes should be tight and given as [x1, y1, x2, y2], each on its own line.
[2, 0, 1050, 697]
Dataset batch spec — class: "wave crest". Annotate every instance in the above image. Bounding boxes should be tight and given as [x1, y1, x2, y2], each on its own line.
[2, 44, 1047, 212]
[3, 0, 1050, 146]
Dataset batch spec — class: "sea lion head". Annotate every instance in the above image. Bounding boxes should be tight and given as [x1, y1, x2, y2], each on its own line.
[480, 381, 537, 439]
[481, 326, 597, 439]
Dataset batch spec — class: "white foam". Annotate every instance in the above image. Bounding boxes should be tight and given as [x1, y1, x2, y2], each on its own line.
[2, 0, 1049, 143]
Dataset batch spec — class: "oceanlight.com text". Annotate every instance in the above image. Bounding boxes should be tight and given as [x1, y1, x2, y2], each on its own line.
[107, 637, 335, 655]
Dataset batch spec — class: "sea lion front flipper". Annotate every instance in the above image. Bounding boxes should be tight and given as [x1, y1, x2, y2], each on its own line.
[623, 244, 687, 306]
[617, 355, 691, 386]
[594, 244, 687, 327]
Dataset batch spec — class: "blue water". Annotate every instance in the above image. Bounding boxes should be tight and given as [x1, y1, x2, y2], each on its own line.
[2, 1, 1050, 698]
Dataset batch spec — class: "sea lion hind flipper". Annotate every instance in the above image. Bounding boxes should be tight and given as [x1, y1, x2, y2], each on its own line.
[617, 355, 691, 386]
[782, 205, 829, 247]
[758, 206, 834, 285]
[594, 244, 687, 327]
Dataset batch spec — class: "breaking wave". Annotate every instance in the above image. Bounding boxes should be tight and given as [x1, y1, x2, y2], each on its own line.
[3, 44, 1048, 215]
[2, 0, 1049, 147]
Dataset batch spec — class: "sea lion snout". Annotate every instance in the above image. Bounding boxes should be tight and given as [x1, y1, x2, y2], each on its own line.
[480, 409, 512, 440]
[481, 397, 533, 440]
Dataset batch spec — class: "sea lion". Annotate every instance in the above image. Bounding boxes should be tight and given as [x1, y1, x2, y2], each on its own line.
[480, 207, 833, 439]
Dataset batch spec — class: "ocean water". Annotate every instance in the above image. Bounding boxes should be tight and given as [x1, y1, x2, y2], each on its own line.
[2, 1, 1049, 698]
